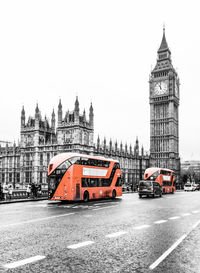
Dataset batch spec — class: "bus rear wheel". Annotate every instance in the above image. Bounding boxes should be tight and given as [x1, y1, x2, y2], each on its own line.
[83, 191, 89, 202]
[112, 189, 116, 199]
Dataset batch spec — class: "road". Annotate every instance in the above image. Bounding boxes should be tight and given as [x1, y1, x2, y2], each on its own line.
[0, 191, 200, 272]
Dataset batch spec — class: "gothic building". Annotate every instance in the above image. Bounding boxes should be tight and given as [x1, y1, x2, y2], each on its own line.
[149, 27, 180, 177]
[0, 97, 149, 189]
[0, 28, 181, 189]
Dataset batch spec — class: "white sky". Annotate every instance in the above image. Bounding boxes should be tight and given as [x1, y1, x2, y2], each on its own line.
[0, 0, 200, 161]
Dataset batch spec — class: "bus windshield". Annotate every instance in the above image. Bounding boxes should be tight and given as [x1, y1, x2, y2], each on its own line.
[48, 159, 72, 199]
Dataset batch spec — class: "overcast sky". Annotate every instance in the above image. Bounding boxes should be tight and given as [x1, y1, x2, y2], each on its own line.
[0, 0, 200, 161]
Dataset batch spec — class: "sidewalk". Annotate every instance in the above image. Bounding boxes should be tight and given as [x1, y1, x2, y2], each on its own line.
[0, 196, 48, 205]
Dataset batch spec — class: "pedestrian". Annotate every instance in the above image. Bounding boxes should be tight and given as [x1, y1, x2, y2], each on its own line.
[37, 184, 42, 196]
[2, 184, 8, 200]
[32, 183, 37, 198]
[26, 184, 31, 198]
[131, 184, 134, 192]
[8, 185, 13, 200]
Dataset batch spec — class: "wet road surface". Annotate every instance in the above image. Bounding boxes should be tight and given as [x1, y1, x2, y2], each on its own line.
[0, 191, 200, 272]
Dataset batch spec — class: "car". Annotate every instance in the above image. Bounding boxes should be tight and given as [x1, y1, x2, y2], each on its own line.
[184, 183, 195, 191]
[138, 180, 162, 198]
[194, 184, 200, 191]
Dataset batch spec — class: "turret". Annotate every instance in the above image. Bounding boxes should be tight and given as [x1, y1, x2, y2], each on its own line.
[97, 135, 100, 150]
[89, 103, 94, 128]
[74, 96, 79, 124]
[120, 142, 123, 153]
[58, 99, 62, 126]
[21, 106, 25, 128]
[141, 145, 144, 156]
[103, 137, 106, 151]
[35, 103, 40, 129]
[115, 141, 118, 152]
[51, 109, 55, 131]
[109, 139, 112, 152]
[35, 103, 40, 120]
[83, 109, 86, 123]
[134, 137, 139, 156]
[125, 143, 127, 154]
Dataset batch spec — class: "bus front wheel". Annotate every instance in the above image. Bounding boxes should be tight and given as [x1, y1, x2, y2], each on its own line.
[112, 189, 116, 199]
[83, 191, 89, 202]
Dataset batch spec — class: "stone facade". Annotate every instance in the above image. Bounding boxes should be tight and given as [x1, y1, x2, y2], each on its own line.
[0, 97, 149, 189]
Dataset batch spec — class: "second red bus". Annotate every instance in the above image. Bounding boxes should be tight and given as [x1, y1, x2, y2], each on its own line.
[144, 167, 176, 194]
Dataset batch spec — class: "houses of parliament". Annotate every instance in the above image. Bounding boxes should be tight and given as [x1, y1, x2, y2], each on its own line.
[0, 28, 180, 189]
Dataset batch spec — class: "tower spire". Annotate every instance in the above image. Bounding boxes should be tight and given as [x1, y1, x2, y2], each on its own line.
[158, 26, 170, 54]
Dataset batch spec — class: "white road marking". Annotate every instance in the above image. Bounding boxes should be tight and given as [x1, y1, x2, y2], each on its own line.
[83, 215, 93, 218]
[92, 205, 117, 211]
[76, 205, 89, 209]
[149, 218, 200, 270]
[105, 231, 127, 238]
[67, 241, 94, 249]
[134, 225, 150, 230]
[168, 216, 180, 220]
[154, 220, 167, 224]
[93, 202, 110, 206]
[192, 219, 200, 229]
[0, 213, 75, 229]
[182, 213, 191, 217]
[192, 210, 200, 214]
[4, 255, 46, 269]
[149, 234, 187, 270]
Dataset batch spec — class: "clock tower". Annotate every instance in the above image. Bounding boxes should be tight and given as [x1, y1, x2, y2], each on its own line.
[149, 27, 180, 176]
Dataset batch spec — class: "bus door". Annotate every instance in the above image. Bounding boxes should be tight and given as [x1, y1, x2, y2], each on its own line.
[74, 177, 80, 200]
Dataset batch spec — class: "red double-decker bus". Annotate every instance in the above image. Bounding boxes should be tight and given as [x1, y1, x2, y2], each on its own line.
[144, 167, 176, 194]
[47, 153, 122, 201]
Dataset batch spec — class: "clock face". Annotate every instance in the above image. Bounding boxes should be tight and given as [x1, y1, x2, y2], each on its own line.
[154, 81, 168, 95]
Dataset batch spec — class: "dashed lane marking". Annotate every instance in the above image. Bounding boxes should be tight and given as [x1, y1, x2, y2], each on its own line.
[154, 220, 167, 224]
[67, 241, 94, 249]
[133, 224, 151, 230]
[0, 213, 75, 229]
[168, 216, 180, 220]
[192, 210, 200, 214]
[105, 231, 127, 238]
[93, 202, 111, 206]
[92, 205, 118, 211]
[182, 213, 191, 217]
[4, 255, 46, 269]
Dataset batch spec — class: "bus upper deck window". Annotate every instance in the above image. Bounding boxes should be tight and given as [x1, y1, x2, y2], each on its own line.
[57, 160, 71, 171]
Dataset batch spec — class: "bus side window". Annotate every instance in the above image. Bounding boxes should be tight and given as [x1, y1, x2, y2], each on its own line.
[82, 178, 87, 187]
[81, 157, 89, 165]
[98, 178, 103, 187]
[90, 178, 97, 187]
